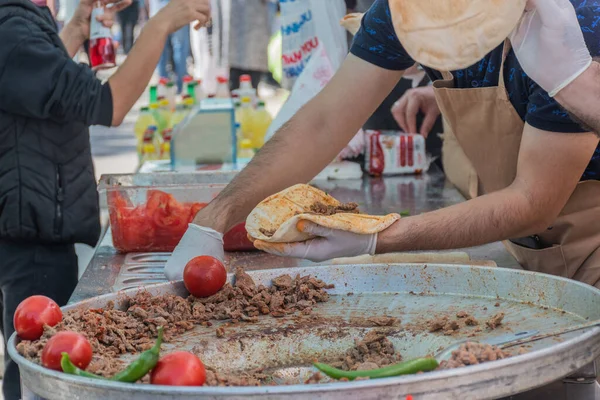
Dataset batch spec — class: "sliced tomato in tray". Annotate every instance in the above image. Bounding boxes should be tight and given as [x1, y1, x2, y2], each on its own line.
[109, 190, 255, 253]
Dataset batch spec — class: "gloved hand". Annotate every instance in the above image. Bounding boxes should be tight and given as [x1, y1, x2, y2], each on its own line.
[253, 221, 378, 263]
[509, 0, 592, 97]
[164, 224, 225, 281]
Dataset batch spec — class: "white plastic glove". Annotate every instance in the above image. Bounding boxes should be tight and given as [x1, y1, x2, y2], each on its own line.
[164, 224, 225, 281]
[253, 221, 378, 263]
[509, 0, 592, 97]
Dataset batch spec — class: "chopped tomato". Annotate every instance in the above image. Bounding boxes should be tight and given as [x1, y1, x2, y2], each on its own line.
[109, 190, 256, 253]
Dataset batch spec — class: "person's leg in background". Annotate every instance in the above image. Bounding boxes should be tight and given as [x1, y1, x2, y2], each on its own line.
[0, 242, 78, 400]
[170, 24, 191, 93]
[158, 33, 173, 82]
[118, 1, 139, 54]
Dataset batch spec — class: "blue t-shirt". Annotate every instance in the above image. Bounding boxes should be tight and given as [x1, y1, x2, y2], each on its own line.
[350, 0, 600, 181]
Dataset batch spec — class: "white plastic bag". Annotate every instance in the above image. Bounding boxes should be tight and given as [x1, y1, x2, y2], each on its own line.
[266, 42, 335, 140]
[279, 0, 348, 90]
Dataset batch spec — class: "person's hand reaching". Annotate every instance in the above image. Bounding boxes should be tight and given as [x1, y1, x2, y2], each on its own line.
[253, 221, 378, 263]
[391, 86, 440, 138]
[164, 224, 225, 281]
[509, 0, 592, 97]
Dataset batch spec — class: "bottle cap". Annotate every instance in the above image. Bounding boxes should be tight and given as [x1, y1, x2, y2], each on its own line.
[183, 75, 194, 83]
[217, 76, 228, 84]
[240, 139, 253, 149]
[160, 99, 170, 107]
[240, 75, 251, 82]
[140, 106, 149, 112]
[149, 103, 159, 110]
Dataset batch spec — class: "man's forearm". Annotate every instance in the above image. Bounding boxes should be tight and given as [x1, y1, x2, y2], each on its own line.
[555, 62, 600, 137]
[377, 186, 550, 253]
[108, 18, 168, 125]
[194, 108, 356, 232]
[193, 56, 404, 233]
[59, 22, 87, 58]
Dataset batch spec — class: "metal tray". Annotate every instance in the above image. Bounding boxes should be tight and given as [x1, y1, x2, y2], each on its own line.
[9, 264, 600, 400]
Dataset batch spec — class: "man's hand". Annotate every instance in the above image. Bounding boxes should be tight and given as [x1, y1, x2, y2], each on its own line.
[509, 0, 592, 97]
[60, 0, 131, 57]
[164, 225, 224, 281]
[154, 0, 210, 33]
[391, 86, 440, 137]
[253, 221, 378, 263]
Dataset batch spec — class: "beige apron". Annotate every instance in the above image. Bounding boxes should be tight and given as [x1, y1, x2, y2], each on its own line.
[432, 40, 600, 288]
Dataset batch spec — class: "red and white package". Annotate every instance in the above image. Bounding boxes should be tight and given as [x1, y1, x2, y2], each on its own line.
[365, 130, 429, 176]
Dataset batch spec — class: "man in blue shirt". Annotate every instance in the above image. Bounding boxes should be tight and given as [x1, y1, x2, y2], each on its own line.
[169, 0, 600, 289]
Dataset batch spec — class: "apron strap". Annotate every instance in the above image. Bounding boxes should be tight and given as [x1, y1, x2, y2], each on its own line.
[437, 38, 513, 94]
[497, 39, 512, 98]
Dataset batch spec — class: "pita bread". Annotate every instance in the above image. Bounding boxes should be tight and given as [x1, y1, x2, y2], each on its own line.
[246, 184, 400, 243]
[389, 0, 526, 70]
[340, 13, 363, 36]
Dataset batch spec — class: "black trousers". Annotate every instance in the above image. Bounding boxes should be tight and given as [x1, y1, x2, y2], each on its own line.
[0, 241, 78, 400]
[117, 2, 139, 55]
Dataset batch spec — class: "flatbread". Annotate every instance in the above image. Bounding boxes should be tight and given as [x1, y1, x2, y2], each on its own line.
[246, 184, 400, 243]
[389, 0, 526, 70]
[340, 13, 363, 36]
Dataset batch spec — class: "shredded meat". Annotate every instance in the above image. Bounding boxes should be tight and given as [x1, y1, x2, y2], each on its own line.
[309, 202, 359, 216]
[259, 228, 276, 237]
[17, 268, 334, 380]
[438, 342, 511, 369]
[486, 312, 505, 329]
[328, 330, 402, 372]
[367, 316, 399, 327]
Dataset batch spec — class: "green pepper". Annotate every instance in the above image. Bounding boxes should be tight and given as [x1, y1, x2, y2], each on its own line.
[110, 326, 163, 383]
[313, 357, 439, 381]
[60, 326, 163, 383]
[400, 210, 411, 217]
[60, 353, 106, 380]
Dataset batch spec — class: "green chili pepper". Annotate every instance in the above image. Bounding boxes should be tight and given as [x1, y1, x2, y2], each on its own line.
[60, 326, 163, 383]
[60, 353, 106, 380]
[400, 210, 411, 217]
[110, 326, 163, 383]
[313, 357, 439, 381]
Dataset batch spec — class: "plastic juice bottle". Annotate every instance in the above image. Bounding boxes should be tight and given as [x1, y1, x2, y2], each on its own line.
[140, 126, 158, 162]
[157, 77, 169, 99]
[238, 138, 255, 160]
[134, 107, 157, 155]
[89, 0, 116, 70]
[149, 85, 158, 104]
[160, 128, 173, 160]
[234, 74, 257, 106]
[158, 99, 172, 131]
[215, 76, 231, 98]
[251, 101, 272, 148]
[165, 82, 177, 111]
[186, 81, 198, 104]
[149, 103, 164, 134]
[237, 97, 254, 140]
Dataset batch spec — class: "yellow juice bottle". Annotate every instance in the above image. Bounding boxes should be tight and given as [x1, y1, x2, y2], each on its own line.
[237, 96, 254, 141]
[134, 107, 156, 156]
[251, 101, 272, 148]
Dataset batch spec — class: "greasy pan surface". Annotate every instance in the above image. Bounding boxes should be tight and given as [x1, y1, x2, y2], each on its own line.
[9, 264, 600, 400]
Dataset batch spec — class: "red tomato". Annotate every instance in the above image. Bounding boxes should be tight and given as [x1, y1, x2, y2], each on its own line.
[150, 352, 206, 386]
[223, 223, 256, 252]
[14, 296, 62, 340]
[183, 256, 227, 298]
[41, 331, 92, 371]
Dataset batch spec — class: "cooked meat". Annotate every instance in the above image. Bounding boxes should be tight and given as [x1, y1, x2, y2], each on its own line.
[428, 316, 449, 332]
[438, 342, 511, 369]
[367, 316, 399, 327]
[16, 268, 334, 381]
[464, 316, 479, 326]
[486, 312, 505, 329]
[259, 228, 276, 237]
[309, 202, 359, 216]
[456, 311, 469, 318]
[329, 330, 402, 372]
